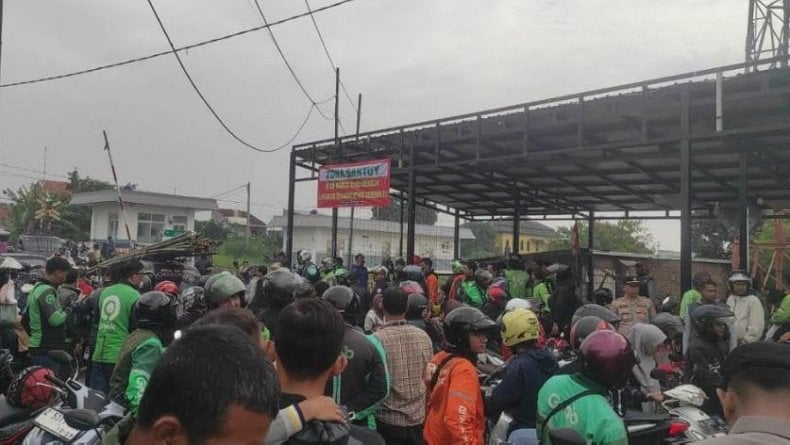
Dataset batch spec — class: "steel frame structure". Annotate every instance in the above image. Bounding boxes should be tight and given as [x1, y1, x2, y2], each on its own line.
[287, 56, 790, 295]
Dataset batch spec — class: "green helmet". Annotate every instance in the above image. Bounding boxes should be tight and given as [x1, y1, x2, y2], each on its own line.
[204, 271, 246, 308]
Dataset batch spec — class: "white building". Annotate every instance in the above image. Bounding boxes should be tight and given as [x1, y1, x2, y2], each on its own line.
[71, 190, 217, 246]
[268, 212, 475, 272]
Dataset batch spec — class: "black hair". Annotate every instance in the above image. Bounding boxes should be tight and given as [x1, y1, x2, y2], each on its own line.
[382, 287, 408, 316]
[729, 366, 790, 397]
[109, 259, 144, 282]
[193, 307, 261, 341]
[420, 257, 433, 269]
[136, 324, 278, 443]
[275, 298, 344, 380]
[64, 269, 78, 285]
[702, 280, 717, 288]
[354, 253, 364, 261]
[313, 281, 330, 298]
[45, 257, 72, 274]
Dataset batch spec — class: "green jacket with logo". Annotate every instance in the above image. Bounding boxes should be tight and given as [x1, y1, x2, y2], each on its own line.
[505, 269, 529, 299]
[92, 283, 140, 364]
[27, 281, 69, 350]
[460, 280, 485, 308]
[537, 374, 627, 445]
[108, 329, 163, 415]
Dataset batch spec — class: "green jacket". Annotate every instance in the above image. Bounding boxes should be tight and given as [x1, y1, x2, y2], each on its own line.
[533, 282, 551, 310]
[504, 269, 529, 299]
[537, 374, 627, 445]
[92, 283, 141, 364]
[108, 329, 163, 415]
[460, 280, 485, 308]
[27, 281, 68, 350]
[679, 289, 702, 321]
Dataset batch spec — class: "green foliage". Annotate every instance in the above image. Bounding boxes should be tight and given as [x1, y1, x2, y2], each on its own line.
[195, 220, 230, 242]
[213, 234, 280, 267]
[691, 218, 730, 259]
[548, 220, 655, 254]
[460, 221, 498, 259]
[371, 196, 438, 225]
[2, 184, 41, 240]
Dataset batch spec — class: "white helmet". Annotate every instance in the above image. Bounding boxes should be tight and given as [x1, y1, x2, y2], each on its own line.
[727, 270, 751, 285]
[505, 298, 532, 312]
[299, 250, 312, 263]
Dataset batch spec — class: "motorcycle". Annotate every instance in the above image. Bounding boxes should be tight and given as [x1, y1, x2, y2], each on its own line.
[22, 352, 125, 444]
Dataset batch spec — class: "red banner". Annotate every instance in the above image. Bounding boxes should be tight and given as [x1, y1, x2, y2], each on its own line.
[317, 158, 391, 208]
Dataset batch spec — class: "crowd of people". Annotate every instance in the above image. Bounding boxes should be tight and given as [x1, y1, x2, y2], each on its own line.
[0, 248, 788, 444]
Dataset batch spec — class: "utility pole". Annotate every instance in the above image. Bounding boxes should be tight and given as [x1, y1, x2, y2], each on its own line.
[103, 131, 134, 245]
[347, 93, 362, 264]
[0, 0, 4, 85]
[43, 146, 47, 179]
[330, 67, 340, 259]
[245, 181, 251, 237]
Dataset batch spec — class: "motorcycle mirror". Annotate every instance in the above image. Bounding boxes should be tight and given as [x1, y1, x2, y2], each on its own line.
[47, 350, 73, 365]
[63, 409, 101, 431]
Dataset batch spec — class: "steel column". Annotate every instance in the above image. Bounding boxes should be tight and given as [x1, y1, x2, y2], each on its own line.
[286, 150, 296, 266]
[406, 144, 417, 262]
[587, 210, 595, 298]
[738, 153, 750, 272]
[513, 189, 521, 255]
[330, 67, 340, 259]
[454, 209, 461, 259]
[680, 84, 693, 294]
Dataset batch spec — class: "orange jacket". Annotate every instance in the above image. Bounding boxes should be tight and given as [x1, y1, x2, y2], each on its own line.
[424, 351, 485, 445]
[425, 273, 440, 305]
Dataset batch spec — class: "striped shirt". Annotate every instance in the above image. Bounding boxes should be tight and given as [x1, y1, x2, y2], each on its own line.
[374, 320, 433, 426]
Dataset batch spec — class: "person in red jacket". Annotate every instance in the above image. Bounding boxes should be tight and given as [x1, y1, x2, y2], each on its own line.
[420, 257, 441, 316]
[424, 306, 497, 445]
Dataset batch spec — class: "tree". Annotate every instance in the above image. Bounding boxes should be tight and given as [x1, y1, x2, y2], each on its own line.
[691, 218, 730, 259]
[62, 169, 114, 240]
[548, 220, 655, 254]
[195, 219, 230, 242]
[460, 222, 498, 259]
[371, 196, 438, 225]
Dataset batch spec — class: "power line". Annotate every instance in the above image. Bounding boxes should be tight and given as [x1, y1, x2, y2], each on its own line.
[210, 183, 247, 199]
[250, 0, 332, 121]
[147, 0, 316, 154]
[0, 0, 358, 89]
[304, 0, 358, 115]
[0, 162, 70, 180]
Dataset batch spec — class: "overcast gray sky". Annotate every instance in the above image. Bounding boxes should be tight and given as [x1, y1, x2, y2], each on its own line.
[0, 0, 748, 250]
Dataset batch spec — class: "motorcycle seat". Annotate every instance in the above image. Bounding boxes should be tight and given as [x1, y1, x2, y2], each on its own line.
[623, 410, 672, 423]
[0, 396, 30, 426]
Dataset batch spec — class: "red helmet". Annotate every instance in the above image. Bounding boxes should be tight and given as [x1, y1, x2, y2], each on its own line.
[487, 284, 508, 305]
[570, 316, 614, 350]
[580, 330, 636, 388]
[154, 280, 179, 297]
[399, 280, 424, 296]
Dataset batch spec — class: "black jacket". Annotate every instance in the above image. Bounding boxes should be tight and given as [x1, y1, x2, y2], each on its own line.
[686, 336, 727, 417]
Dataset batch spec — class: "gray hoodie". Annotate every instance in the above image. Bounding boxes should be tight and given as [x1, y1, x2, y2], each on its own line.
[627, 323, 666, 395]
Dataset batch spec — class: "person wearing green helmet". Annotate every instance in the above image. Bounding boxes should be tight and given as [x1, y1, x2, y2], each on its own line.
[766, 289, 790, 342]
[442, 260, 466, 303]
[204, 271, 245, 310]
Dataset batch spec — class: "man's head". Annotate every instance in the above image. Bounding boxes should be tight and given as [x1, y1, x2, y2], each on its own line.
[700, 280, 718, 304]
[354, 254, 365, 266]
[382, 287, 408, 318]
[109, 259, 145, 287]
[194, 307, 266, 351]
[64, 268, 78, 286]
[131, 324, 279, 445]
[635, 261, 650, 277]
[623, 276, 640, 298]
[204, 272, 245, 310]
[420, 257, 433, 274]
[275, 298, 346, 383]
[717, 342, 790, 423]
[728, 270, 751, 296]
[692, 271, 712, 291]
[44, 257, 72, 286]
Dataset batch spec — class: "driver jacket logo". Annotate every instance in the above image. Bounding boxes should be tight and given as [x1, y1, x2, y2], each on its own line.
[101, 295, 122, 322]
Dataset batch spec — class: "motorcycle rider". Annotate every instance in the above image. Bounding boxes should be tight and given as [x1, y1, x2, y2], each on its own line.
[487, 308, 558, 445]
[153, 280, 179, 300]
[679, 271, 713, 321]
[204, 271, 244, 311]
[766, 289, 790, 342]
[504, 254, 529, 299]
[626, 323, 667, 410]
[424, 306, 497, 445]
[109, 291, 176, 415]
[26, 257, 73, 374]
[458, 268, 491, 309]
[91, 259, 145, 394]
[556, 315, 615, 375]
[687, 304, 734, 418]
[443, 260, 466, 302]
[321, 285, 389, 430]
[321, 257, 337, 283]
[405, 293, 445, 352]
[725, 270, 764, 344]
[537, 330, 634, 445]
[174, 285, 206, 331]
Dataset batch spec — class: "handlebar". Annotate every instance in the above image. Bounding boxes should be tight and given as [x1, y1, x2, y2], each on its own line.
[45, 373, 68, 389]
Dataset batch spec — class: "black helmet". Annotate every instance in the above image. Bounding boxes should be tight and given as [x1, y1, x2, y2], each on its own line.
[137, 274, 154, 293]
[179, 286, 205, 315]
[653, 312, 684, 340]
[443, 306, 496, 353]
[322, 285, 359, 318]
[592, 288, 613, 306]
[691, 304, 733, 339]
[570, 316, 613, 350]
[572, 304, 620, 326]
[403, 265, 423, 283]
[406, 293, 428, 320]
[135, 291, 176, 329]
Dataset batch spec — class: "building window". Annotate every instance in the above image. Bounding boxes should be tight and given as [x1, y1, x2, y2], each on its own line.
[108, 213, 119, 238]
[527, 240, 532, 251]
[520, 240, 524, 251]
[137, 212, 165, 244]
[172, 215, 187, 231]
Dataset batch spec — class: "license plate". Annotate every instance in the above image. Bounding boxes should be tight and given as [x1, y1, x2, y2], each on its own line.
[33, 407, 81, 442]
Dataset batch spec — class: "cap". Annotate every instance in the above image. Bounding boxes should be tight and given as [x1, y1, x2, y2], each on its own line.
[722, 342, 790, 387]
[624, 275, 640, 285]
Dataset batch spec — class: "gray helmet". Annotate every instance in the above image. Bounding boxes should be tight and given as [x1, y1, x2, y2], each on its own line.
[572, 304, 621, 326]
[727, 270, 751, 286]
[204, 272, 245, 308]
[322, 285, 359, 317]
